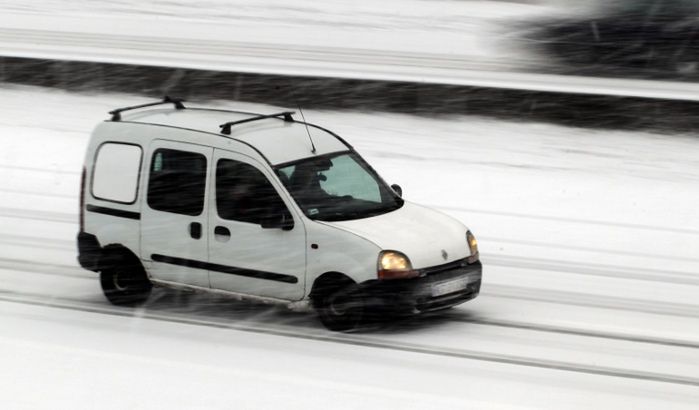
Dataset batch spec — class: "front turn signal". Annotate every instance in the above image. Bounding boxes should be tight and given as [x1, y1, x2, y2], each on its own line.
[467, 231, 479, 263]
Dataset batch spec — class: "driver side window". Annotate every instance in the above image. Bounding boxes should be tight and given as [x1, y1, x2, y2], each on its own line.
[216, 159, 289, 225]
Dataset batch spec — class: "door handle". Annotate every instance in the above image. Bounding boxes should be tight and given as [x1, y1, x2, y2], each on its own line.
[189, 222, 202, 239]
[214, 226, 231, 242]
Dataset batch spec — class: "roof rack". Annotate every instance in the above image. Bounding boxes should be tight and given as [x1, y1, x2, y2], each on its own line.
[109, 96, 185, 121]
[219, 111, 295, 135]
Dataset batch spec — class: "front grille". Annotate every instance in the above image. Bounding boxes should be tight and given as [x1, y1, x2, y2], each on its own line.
[418, 258, 470, 276]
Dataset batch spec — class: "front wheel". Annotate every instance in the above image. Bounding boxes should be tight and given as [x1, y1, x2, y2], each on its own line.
[99, 249, 152, 306]
[313, 278, 364, 332]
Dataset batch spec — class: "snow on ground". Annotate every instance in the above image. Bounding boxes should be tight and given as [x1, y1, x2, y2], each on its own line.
[1, 85, 699, 408]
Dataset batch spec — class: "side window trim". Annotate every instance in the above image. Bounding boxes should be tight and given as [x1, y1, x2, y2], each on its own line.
[90, 141, 143, 205]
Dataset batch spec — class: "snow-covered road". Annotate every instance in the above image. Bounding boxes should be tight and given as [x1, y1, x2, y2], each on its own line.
[1, 85, 698, 408]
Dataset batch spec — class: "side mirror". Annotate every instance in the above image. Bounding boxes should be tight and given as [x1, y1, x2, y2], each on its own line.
[260, 211, 294, 231]
[391, 184, 403, 198]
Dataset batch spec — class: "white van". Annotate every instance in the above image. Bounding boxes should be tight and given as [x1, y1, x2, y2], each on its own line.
[77, 97, 482, 330]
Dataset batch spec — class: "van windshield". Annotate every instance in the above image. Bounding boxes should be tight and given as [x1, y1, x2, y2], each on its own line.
[275, 152, 403, 222]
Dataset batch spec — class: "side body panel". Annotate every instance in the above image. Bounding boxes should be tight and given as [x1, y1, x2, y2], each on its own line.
[303, 221, 381, 296]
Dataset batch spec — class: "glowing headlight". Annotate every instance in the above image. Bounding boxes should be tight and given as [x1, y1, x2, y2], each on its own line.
[467, 231, 479, 263]
[377, 250, 418, 280]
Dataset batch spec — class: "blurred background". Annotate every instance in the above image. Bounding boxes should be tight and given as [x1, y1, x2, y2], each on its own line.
[524, 0, 699, 79]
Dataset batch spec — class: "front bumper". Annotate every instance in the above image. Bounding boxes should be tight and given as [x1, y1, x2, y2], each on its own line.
[357, 258, 482, 316]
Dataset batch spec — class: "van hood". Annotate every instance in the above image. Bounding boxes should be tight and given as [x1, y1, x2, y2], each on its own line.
[323, 201, 470, 269]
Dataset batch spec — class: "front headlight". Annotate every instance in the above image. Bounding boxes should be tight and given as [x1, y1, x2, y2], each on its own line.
[467, 231, 479, 263]
[377, 250, 418, 280]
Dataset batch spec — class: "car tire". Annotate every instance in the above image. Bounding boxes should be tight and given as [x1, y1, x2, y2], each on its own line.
[99, 248, 152, 307]
[313, 277, 364, 332]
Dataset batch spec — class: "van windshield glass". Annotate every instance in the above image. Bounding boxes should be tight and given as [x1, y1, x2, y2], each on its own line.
[275, 152, 403, 222]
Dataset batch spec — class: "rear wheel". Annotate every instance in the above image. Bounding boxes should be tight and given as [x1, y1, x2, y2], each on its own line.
[312, 275, 364, 332]
[99, 248, 152, 306]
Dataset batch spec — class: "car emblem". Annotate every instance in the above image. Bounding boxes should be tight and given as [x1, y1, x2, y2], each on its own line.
[441, 250, 448, 260]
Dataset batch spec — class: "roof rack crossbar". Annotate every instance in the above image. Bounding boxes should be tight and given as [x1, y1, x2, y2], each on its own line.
[109, 96, 186, 121]
[219, 111, 295, 135]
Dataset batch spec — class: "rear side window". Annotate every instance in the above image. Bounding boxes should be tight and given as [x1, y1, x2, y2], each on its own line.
[147, 149, 207, 216]
[92, 143, 143, 204]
